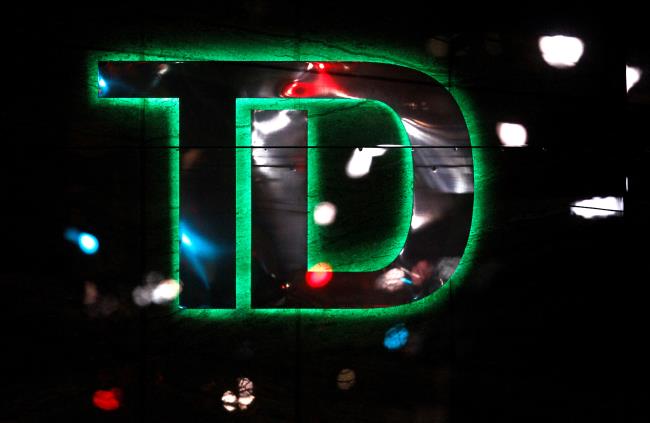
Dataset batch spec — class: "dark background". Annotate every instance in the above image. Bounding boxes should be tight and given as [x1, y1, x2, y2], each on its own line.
[1, 4, 646, 422]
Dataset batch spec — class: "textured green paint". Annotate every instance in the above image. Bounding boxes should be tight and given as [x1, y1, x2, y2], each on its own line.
[304, 100, 412, 271]
[88, 36, 486, 321]
[235, 98, 413, 309]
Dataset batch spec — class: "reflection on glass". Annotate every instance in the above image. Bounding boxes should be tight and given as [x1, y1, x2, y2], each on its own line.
[345, 147, 387, 178]
[99, 61, 473, 309]
[570, 196, 624, 219]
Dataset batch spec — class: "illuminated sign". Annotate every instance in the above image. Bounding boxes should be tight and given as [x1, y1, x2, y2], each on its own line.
[98, 61, 474, 313]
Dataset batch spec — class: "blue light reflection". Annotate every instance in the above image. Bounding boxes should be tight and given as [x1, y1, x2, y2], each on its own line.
[180, 222, 219, 287]
[98, 74, 108, 95]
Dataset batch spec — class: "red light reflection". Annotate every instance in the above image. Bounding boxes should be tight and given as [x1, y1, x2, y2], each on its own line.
[93, 388, 122, 411]
[281, 63, 351, 98]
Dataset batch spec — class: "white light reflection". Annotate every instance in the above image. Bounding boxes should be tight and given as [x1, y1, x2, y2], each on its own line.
[345, 147, 386, 178]
[376, 268, 406, 292]
[313, 201, 337, 226]
[253, 110, 291, 134]
[251, 130, 264, 147]
[132, 276, 180, 306]
[410, 213, 430, 231]
[220, 377, 255, 412]
[151, 279, 180, 304]
[434, 257, 461, 282]
[251, 111, 292, 173]
[570, 196, 624, 219]
[627, 66, 642, 92]
[237, 377, 254, 397]
[221, 390, 237, 412]
[237, 394, 255, 410]
[401, 118, 429, 140]
[132, 286, 153, 307]
[539, 35, 584, 68]
[496, 122, 527, 147]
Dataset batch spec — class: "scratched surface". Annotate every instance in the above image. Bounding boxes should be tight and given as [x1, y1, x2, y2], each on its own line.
[2, 8, 644, 423]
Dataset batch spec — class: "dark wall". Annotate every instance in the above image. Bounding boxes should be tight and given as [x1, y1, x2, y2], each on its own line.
[1, 6, 646, 422]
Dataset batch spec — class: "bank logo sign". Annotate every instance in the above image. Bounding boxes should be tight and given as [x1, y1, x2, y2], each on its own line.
[98, 61, 473, 312]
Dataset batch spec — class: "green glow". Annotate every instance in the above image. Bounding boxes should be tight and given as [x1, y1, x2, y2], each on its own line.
[305, 100, 412, 271]
[236, 98, 412, 309]
[89, 36, 488, 322]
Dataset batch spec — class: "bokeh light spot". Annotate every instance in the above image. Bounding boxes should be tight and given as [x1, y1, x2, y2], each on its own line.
[306, 262, 333, 288]
[496, 122, 527, 147]
[313, 201, 337, 226]
[337, 368, 356, 390]
[384, 323, 409, 350]
[539, 35, 584, 68]
[92, 388, 121, 411]
[78, 232, 99, 254]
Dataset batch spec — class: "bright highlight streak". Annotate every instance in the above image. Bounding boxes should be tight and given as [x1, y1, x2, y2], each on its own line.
[410, 214, 429, 230]
[252, 110, 291, 134]
[78, 232, 99, 254]
[496, 122, 527, 147]
[98, 77, 107, 88]
[313, 201, 337, 226]
[627, 65, 642, 92]
[539, 35, 584, 68]
[570, 196, 624, 219]
[179, 222, 220, 288]
[345, 147, 386, 178]
[401, 118, 430, 141]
